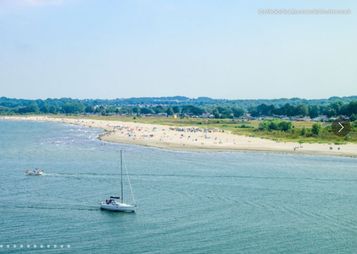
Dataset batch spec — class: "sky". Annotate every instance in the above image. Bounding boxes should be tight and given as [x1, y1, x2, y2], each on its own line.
[0, 0, 356, 99]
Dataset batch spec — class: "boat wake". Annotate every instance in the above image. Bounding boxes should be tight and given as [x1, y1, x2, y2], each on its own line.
[41, 172, 357, 183]
[0, 204, 99, 212]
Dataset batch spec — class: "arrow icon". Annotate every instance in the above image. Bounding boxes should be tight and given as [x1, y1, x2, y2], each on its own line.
[338, 122, 344, 133]
[332, 119, 351, 136]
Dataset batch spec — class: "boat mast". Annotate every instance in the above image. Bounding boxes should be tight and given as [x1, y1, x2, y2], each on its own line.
[120, 150, 124, 203]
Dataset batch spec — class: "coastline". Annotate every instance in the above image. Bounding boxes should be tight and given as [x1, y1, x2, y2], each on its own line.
[1, 115, 357, 158]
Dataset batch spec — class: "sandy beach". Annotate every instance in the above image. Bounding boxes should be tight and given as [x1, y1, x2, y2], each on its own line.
[1, 115, 357, 157]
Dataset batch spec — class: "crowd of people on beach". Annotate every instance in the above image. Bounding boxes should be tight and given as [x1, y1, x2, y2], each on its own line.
[96, 123, 231, 146]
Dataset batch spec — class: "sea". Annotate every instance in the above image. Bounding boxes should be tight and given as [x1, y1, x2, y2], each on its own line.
[0, 120, 356, 253]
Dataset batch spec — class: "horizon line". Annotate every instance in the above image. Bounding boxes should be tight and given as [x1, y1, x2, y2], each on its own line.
[1, 95, 357, 101]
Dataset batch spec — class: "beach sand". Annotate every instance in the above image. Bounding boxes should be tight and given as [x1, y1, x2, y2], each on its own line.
[1, 115, 357, 157]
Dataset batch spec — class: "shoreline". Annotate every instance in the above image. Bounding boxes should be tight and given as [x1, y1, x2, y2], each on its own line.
[1, 115, 357, 158]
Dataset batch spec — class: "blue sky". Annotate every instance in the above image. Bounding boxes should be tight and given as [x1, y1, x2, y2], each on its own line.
[0, 0, 356, 99]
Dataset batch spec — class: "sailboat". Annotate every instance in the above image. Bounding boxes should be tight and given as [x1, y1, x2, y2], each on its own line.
[100, 150, 136, 213]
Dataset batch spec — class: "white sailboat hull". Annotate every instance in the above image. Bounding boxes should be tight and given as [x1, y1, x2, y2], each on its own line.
[25, 170, 43, 176]
[26, 172, 43, 176]
[100, 202, 136, 212]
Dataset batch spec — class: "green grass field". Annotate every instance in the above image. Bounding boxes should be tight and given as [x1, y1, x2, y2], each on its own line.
[60, 115, 357, 144]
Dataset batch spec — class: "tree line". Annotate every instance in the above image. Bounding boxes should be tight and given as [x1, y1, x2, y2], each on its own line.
[250, 101, 357, 119]
[0, 97, 356, 120]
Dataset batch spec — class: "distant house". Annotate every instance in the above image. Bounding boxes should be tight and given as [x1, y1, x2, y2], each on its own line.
[312, 115, 329, 122]
[242, 113, 255, 120]
[201, 113, 215, 118]
[291, 116, 311, 121]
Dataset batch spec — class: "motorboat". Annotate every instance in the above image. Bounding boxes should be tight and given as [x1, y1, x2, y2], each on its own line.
[25, 168, 44, 176]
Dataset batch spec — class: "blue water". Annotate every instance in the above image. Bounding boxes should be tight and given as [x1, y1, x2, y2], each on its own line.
[0, 120, 356, 253]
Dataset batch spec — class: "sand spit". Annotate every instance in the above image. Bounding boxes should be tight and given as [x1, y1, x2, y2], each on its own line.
[1, 115, 357, 157]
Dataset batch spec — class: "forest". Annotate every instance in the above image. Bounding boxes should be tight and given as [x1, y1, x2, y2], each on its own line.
[0, 96, 356, 120]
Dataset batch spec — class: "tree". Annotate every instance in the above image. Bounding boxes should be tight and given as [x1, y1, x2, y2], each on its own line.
[181, 105, 204, 116]
[258, 120, 292, 132]
[62, 102, 85, 114]
[344, 101, 357, 116]
[140, 107, 154, 115]
[308, 105, 320, 118]
[132, 107, 140, 115]
[95, 105, 105, 114]
[300, 127, 306, 136]
[268, 121, 279, 130]
[153, 106, 165, 114]
[85, 106, 95, 113]
[323, 108, 336, 117]
[351, 114, 357, 121]
[105, 106, 117, 114]
[331, 102, 343, 115]
[216, 106, 233, 118]
[311, 123, 321, 136]
[231, 107, 244, 118]
[212, 109, 220, 118]
[251, 104, 275, 117]
[17, 102, 40, 114]
[166, 107, 174, 116]
[39, 102, 49, 113]
[48, 105, 58, 114]
[172, 106, 180, 114]
[295, 105, 309, 116]
[278, 121, 292, 131]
